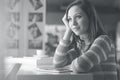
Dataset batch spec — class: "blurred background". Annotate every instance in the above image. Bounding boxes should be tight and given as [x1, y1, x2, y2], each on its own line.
[0, 0, 120, 80]
[3, 0, 120, 57]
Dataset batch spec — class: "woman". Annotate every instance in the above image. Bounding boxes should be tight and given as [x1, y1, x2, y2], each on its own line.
[53, 0, 117, 80]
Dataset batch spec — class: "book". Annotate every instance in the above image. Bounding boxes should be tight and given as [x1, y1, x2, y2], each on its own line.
[36, 65, 72, 73]
[36, 57, 72, 73]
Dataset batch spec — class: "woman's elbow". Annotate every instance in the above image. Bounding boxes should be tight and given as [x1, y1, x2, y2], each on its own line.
[70, 65, 90, 73]
[72, 68, 89, 73]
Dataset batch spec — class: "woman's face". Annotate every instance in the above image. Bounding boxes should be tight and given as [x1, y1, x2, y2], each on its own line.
[68, 5, 89, 36]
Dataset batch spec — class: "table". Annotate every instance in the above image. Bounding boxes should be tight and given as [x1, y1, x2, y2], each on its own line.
[17, 57, 93, 80]
[5, 57, 22, 80]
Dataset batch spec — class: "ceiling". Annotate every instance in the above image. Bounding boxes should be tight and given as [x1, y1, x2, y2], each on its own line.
[47, 0, 115, 6]
[46, 0, 119, 12]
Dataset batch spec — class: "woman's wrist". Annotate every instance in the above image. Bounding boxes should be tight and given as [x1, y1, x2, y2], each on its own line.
[63, 29, 72, 41]
[59, 39, 71, 47]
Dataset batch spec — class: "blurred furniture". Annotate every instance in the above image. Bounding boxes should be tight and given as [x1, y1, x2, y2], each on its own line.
[17, 57, 93, 80]
[5, 57, 22, 80]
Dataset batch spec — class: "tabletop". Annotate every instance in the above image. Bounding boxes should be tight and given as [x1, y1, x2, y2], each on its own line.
[17, 56, 93, 80]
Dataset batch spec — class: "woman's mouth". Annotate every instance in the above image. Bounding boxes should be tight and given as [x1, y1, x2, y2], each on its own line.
[72, 27, 80, 30]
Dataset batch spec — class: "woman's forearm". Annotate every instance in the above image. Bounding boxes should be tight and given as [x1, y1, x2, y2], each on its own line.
[53, 29, 73, 68]
[63, 29, 72, 41]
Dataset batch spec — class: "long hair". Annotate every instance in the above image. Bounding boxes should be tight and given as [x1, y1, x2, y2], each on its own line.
[66, 0, 107, 51]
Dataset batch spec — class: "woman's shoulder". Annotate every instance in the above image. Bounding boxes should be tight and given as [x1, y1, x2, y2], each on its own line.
[95, 35, 111, 41]
[93, 35, 113, 45]
[92, 34, 115, 51]
[96, 35, 110, 39]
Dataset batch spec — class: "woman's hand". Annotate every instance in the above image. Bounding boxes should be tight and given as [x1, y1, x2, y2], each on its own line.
[62, 14, 71, 31]
[62, 14, 73, 40]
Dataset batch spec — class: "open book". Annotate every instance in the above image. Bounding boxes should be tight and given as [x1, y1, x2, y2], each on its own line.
[36, 65, 72, 73]
[36, 57, 72, 73]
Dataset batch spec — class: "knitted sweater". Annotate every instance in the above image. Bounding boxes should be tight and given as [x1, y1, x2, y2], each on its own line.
[53, 35, 117, 80]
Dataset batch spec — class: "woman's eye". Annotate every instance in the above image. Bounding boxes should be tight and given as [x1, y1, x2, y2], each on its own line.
[76, 15, 82, 19]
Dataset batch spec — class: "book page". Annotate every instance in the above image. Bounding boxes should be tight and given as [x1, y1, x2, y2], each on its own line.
[36, 65, 72, 73]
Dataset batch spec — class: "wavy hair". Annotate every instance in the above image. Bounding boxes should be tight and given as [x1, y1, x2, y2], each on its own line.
[66, 0, 106, 43]
[65, 0, 107, 53]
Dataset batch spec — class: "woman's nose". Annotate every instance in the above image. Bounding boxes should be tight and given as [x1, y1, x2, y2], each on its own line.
[72, 19, 77, 26]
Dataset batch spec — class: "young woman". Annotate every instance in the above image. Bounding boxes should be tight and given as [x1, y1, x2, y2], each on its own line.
[53, 0, 117, 80]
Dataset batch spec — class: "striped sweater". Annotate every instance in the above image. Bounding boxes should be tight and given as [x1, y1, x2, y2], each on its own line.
[53, 35, 117, 80]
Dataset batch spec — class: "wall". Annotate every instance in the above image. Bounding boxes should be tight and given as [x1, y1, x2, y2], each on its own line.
[0, 0, 6, 80]
[46, 12, 64, 25]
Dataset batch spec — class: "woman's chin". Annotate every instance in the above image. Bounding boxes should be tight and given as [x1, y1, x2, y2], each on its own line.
[74, 32, 80, 36]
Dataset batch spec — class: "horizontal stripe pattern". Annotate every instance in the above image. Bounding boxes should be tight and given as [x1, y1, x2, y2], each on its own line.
[53, 39, 78, 68]
[53, 35, 117, 80]
[59, 39, 71, 46]
[91, 44, 107, 61]
[56, 45, 69, 54]
[75, 56, 92, 72]
[71, 58, 85, 72]
[67, 49, 80, 62]
[85, 50, 100, 64]
[102, 56, 116, 63]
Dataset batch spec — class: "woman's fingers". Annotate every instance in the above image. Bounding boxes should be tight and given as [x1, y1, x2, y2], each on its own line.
[62, 14, 70, 29]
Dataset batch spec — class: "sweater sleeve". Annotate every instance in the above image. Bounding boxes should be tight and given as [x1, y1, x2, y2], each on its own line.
[70, 35, 112, 73]
[53, 39, 80, 68]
